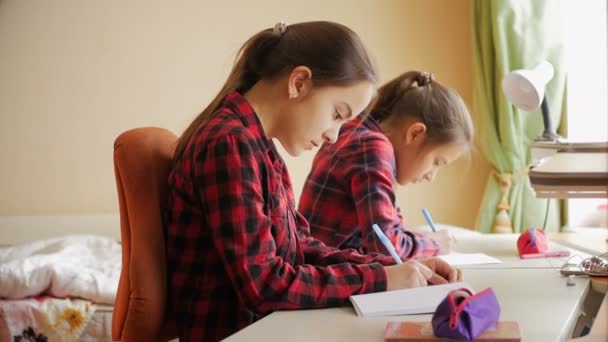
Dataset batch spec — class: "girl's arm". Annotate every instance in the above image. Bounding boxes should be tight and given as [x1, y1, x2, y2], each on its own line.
[347, 137, 440, 259]
[195, 134, 387, 314]
[294, 210, 396, 267]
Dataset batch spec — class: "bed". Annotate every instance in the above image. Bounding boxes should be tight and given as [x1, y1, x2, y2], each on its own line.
[0, 233, 120, 341]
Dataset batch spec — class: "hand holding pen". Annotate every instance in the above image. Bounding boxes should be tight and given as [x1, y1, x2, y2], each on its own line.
[422, 208, 455, 254]
[372, 223, 460, 290]
[384, 258, 462, 290]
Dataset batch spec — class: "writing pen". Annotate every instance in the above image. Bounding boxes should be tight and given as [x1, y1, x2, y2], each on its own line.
[422, 208, 438, 232]
[371, 224, 402, 264]
[520, 250, 570, 259]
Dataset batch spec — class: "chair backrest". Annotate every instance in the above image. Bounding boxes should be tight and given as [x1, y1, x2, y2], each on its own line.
[112, 127, 178, 341]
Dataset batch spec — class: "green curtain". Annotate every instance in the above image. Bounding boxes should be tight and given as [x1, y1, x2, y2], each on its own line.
[472, 0, 566, 233]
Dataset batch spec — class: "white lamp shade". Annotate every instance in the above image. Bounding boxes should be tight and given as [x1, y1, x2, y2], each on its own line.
[502, 61, 555, 111]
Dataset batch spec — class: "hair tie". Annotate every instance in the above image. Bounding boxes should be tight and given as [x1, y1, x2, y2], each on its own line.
[419, 72, 434, 86]
[273, 22, 288, 35]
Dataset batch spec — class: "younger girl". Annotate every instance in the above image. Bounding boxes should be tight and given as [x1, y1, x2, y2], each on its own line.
[299, 71, 473, 260]
[164, 25, 461, 341]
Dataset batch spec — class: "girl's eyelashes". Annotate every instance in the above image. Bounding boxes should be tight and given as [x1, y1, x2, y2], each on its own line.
[434, 158, 446, 167]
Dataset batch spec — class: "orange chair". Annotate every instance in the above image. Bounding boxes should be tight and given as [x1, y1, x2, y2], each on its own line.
[112, 127, 178, 341]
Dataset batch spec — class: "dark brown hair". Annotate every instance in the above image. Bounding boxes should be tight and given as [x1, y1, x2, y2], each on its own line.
[371, 71, 473, 146]
[174, 21, 378, 163]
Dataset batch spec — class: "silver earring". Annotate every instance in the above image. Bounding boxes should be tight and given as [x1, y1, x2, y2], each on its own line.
[289, 92, 297, 99]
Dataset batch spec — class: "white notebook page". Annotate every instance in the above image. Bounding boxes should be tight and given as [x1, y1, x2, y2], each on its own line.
[349, 282, 472, 318]
[438, 252, 502, 266]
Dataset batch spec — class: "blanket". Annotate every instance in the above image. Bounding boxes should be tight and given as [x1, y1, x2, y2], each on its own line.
[0, 235, 121, 304]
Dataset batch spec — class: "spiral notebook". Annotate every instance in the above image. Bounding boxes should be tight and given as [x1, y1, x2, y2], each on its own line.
[349, 282, 472, 318]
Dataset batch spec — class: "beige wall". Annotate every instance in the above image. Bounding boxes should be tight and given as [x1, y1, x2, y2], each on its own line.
[0, 0, 489, 231]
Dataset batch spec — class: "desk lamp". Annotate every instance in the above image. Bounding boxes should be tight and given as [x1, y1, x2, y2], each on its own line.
[502, 61, 560, 141]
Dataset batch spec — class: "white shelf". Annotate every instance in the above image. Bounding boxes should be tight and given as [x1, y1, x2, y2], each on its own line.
[529, 152, 608, 199]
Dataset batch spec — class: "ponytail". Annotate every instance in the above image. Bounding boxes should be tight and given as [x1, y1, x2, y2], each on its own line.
[174, 21, 377, 163]
[173, 25, 286, 163]
[371, 71, 473, 146]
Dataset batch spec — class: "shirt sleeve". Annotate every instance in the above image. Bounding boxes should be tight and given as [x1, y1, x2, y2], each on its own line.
[346, 136, 440, 259]
[294, 211, 396, 267]
[195, 134, 387, 314]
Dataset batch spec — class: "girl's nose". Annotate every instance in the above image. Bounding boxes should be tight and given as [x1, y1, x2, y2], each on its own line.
[425, 169, 438, 182]
[323, 127, 339, 144]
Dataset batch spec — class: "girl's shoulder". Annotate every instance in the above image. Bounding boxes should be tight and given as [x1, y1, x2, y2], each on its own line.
[342, 116, 390, 143]
[319, 121, 393, 163]
[185, 108, 267, 160]
[341, 118, 391, 147]
[202, 109, 250, 139]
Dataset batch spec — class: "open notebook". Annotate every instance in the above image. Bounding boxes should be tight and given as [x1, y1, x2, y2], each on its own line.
[349, 282, 471, 318]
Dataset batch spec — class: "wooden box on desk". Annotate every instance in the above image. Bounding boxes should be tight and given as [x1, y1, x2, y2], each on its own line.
[384, 321, 521, 342]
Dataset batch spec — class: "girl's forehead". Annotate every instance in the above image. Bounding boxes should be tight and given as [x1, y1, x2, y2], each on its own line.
[432, 142, 468, 160]
[320, 82, 375, 111]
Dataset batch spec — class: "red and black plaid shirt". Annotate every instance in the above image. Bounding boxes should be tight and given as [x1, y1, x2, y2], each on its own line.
[164, 91, 394, 341]
[298, 115, 439, 260]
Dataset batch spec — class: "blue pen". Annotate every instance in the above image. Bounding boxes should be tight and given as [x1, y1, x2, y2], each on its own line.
[371, 224, 402, 264]
[422, 208, 438, 232]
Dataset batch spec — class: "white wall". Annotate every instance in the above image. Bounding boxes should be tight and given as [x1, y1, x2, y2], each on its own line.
[0, 0, 489, 242]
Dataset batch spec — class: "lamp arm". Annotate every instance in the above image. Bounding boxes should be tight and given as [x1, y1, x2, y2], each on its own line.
[539, 94, 560, 141]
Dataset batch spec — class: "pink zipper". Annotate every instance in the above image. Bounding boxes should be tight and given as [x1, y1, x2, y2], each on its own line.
[447, 288, 493, 329]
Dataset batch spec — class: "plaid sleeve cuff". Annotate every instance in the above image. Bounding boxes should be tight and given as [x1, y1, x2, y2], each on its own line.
[356, 262, 387, 293]
[408, 231, 441, 258]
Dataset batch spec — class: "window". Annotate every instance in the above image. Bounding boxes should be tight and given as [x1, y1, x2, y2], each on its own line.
[563, 0, 608, 227]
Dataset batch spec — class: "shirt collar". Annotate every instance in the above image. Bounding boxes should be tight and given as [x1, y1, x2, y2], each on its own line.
[351, 113, 384, 134]
[222, 90, 281, 162]
[356, 113, 397, 178]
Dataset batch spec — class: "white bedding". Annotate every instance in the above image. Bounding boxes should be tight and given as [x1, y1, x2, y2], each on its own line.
[80, 304, 113, 342]
[0, 235, 121, 304]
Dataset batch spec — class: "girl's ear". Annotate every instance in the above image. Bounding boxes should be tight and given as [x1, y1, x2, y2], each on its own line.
[404, 121, 427, 145]
[287, 66, 313, 100]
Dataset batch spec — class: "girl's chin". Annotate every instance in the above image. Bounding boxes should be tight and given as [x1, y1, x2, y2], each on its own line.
[275, 138, 302, 157]
[284, 144, 303, 157]
[395, 178, 410, 186]
[397, 175, 422, 186]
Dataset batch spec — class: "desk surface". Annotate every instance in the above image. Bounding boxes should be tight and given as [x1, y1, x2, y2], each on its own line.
[549, 229, 608, 255]
[453, 234, 590, 269]
[225, 268, 590, 342]
[227, 235, 604, 342]
[224, 233, 608, 342]
[552, 230, 608, 342]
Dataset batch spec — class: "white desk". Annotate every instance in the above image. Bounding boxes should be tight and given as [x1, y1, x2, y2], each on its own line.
[452, 235, 590, 269]
[224, 234, 607, 342]
[224, 268, 591, 342]
[573, 284, 608, 342]
[550, 230, 608, 342]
